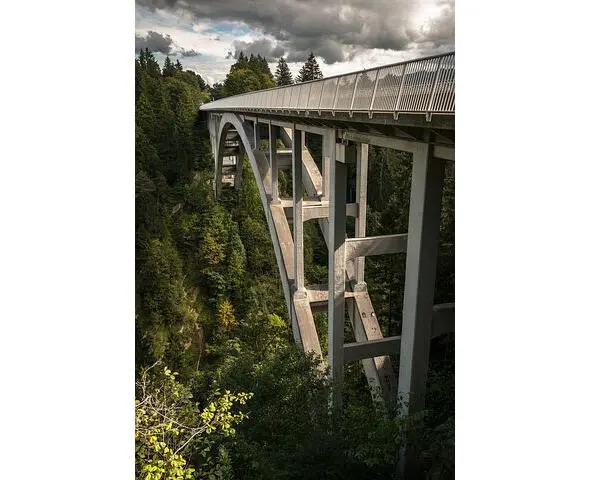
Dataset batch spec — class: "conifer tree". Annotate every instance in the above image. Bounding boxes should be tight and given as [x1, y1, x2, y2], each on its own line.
[175, 59, 183, 72]
[231, 51, 248, 73]
[163, 56, 176, 77]
[138, 49, 147, 70]
[255, 54, 273, 77]
[296, 52, 323, 82]
[143, 49, 161, 77]
[274, 57, 294, 86]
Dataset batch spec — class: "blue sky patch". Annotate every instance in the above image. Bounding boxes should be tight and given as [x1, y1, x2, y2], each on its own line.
[204, 22, 252, 36]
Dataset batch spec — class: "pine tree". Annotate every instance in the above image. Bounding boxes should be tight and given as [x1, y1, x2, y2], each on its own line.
[274, 57, 294, 86]
[143, 49, 161, 77]
[195, 74, 207, 90]
[138, 49, 147, 70]
[296, 52, 323, 82]
[163, 56, 176, 77]
[255, 54, 273, 77]
[231, 51, 248, 73]
[211, 82, 224, 100]
[175, 59, 183, 72]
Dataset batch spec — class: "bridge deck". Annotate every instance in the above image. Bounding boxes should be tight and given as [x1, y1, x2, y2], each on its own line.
[200, 52, 455, 138]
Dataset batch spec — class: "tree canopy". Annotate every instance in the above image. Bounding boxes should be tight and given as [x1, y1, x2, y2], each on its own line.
[274, 57, 294, 86]
[296, 52, 323, 82]
[221, 51, 275, 97]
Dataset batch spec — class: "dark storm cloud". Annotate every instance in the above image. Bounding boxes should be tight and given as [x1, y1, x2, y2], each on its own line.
[232, 38, 285, 61]
[283, 38, 346, 64]
[135, 30, 174, 54]
[414, 0, 455, 47]
[136, 0, 455, 64]
[135, 29, 201, 57]
[180, 48, 201, 57]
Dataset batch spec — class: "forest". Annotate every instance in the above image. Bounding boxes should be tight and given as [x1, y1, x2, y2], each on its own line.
[135, 49, 455, 479]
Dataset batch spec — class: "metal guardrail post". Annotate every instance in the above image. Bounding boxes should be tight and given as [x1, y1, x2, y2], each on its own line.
[332, 77, 340, 115]
[368, 69, 380, 118]
[318, 81, 325, 114]
[349, 73, 361, 117]
[394, 63, 407, 118]
[426, 57, 443, 120]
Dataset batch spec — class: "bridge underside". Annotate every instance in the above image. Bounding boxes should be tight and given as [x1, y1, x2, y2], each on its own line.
[207, 111, 454, 412]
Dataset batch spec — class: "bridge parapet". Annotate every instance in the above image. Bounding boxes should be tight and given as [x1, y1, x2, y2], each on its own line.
[200, 52, 454, 121]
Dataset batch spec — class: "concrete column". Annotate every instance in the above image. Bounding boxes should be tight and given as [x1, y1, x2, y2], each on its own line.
[254, 119, 260, 150]
[354, 143, 369, 288]
[292, 125, 306, 296]
[397, 143, 445, 415]
[322, 131, 333, 201]
[209, 116, 216, 167]
[269, 123, 280, 204]
[328, 139, 347, 409]
[235, 151, 243, 189]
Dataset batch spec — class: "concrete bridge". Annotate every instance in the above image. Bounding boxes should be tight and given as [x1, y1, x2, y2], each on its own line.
[200, 51, 455, 413]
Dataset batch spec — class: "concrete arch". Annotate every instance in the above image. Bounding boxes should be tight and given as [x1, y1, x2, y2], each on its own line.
[212, 113, 300, 344]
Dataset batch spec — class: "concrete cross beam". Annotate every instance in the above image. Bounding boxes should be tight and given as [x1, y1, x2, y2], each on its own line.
[345, 234, 408, 261]
[343, 303, 455, 363]
[344, 337, 401, 363]
[306, 284, 357, 306]
[281, 199, 359, 221]
[261, 150, 292, 169]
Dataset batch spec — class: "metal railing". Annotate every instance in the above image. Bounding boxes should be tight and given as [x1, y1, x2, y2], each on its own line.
[200, 51, 454, 118]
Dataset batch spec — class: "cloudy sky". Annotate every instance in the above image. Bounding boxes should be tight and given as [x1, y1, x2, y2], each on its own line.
[135, 0, 455, 85]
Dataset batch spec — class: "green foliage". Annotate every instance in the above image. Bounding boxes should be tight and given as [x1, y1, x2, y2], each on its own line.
[296, 52, 323, 82]
[136, 362, 253, 479]
[217, 299, 237, 329]
[135, 50, 223, 372]
[177, 70, 208, 92]
[163, 56, 176, 77]
[211, 345, 426, 480]
[223, 68, 272, 97]
[210, 82, 224, 100]
[274, 57, 294, 86]
[222, 52, 275, 97]
[136, 237, 204, 370]
[196, 205, 246, 306]
[363, 145, 455, 335]
[138, 48, 162, 77]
